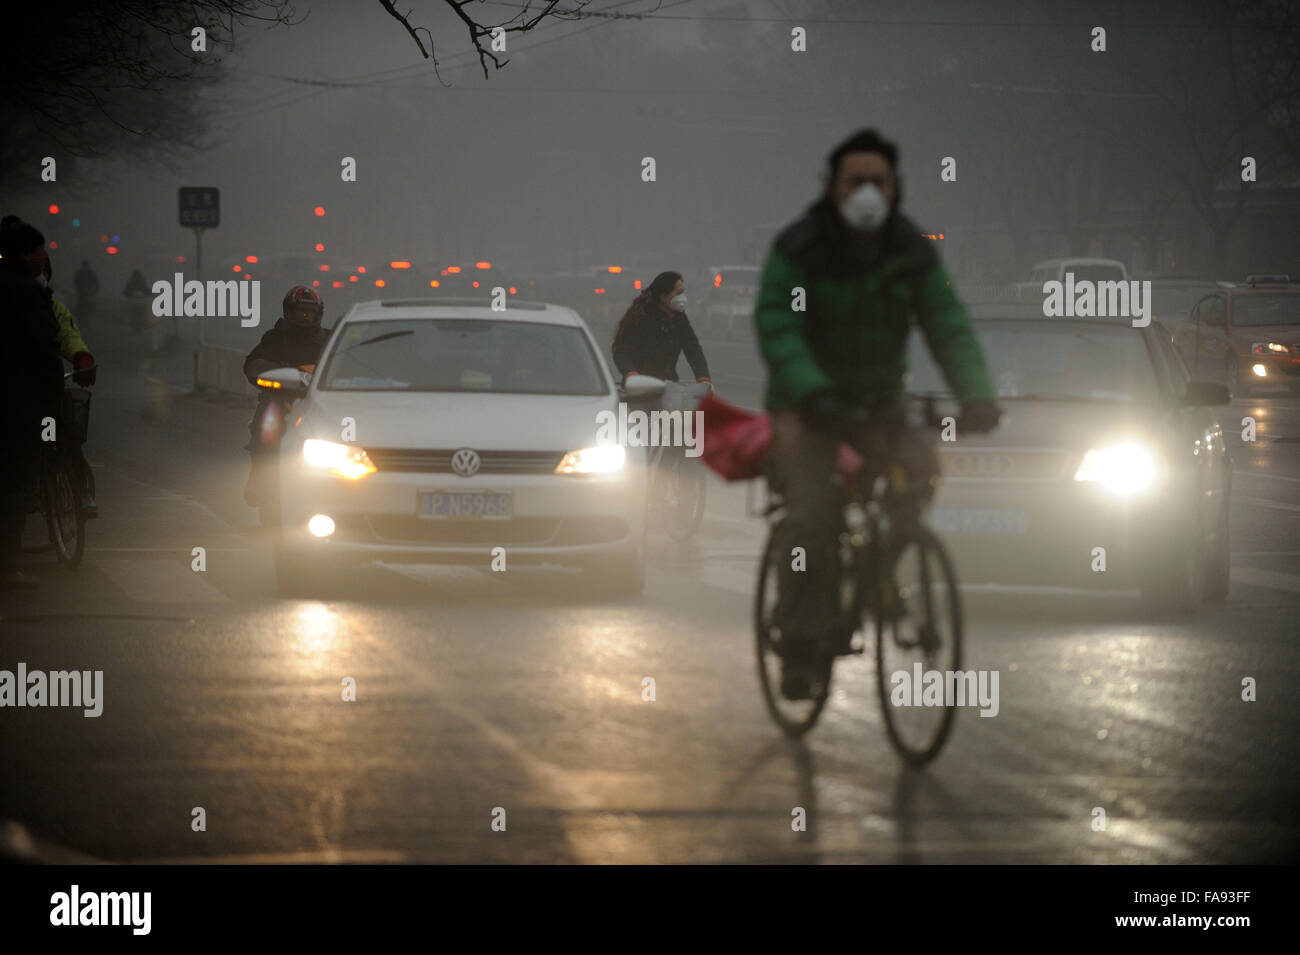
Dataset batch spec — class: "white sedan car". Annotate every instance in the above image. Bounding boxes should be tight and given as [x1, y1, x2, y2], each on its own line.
[260, 298, 650, 595]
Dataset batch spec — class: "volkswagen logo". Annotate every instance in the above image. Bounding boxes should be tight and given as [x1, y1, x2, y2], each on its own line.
[451, 448, 481, 477]
[947, 453, 1014, 478]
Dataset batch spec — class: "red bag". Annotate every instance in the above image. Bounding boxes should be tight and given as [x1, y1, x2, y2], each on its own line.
[699, 392, 772, 482]
[698, 392, 864, 482]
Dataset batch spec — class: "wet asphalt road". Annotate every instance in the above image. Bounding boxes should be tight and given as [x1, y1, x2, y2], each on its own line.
[1, 315, 1298, 863]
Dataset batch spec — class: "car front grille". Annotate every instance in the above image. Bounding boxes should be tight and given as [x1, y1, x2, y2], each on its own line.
[937, 448, 1071, 482]
[366, 448, 565, 474]
[361, 515, 628, 546]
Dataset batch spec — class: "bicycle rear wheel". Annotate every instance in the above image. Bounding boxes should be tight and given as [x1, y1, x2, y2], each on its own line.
[43, 454, 86, 567]
[874, 523, 962, 766]
[755, 527, 831, 737]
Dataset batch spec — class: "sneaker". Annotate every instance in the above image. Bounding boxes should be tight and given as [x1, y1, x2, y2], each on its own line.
[2, 570, 39, 590]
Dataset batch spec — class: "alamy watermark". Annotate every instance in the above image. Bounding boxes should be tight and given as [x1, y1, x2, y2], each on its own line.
[595, 404, 704, 457]
[152, 273, 260, 327]
[1042, 273, 1151, 327]
[889, 663, 999, 717]
[50, 885, 150, 935]
[0, 663, 103, 717]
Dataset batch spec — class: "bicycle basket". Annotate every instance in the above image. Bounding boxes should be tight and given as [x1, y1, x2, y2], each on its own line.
[60, 387, 92, 446]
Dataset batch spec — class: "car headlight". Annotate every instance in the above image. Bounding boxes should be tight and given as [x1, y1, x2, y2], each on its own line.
[302, 439, 377, 479]
[555, 445, 626, 474]
[1073, 442, 1160, 495]
[1252, 341, 1289, 355]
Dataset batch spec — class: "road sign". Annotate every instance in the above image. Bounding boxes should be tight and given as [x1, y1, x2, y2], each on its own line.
[179, 187, 220, 229]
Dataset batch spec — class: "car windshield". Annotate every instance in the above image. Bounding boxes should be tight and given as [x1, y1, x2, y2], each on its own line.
[1150, 285, 1216, 317]
[906, 322, 1160, 402]
[319, 317, 609, 395]
[1066, 265, 1126, 283]
[1232, 293, 1300, 327]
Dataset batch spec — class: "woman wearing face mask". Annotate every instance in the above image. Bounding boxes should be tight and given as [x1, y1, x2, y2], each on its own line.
[611, 270, 712, 387]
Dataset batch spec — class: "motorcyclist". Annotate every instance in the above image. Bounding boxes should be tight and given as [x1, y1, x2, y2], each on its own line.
[753, 128, 1002, 700]
[242, 285, 331, 508]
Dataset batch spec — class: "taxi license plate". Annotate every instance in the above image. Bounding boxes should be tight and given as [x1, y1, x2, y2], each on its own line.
[418, 491, 513, 520]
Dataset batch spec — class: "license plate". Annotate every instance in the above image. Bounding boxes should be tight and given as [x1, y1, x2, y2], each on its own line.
[418, 491, 512, 520]
[930, 507, 1028, 535]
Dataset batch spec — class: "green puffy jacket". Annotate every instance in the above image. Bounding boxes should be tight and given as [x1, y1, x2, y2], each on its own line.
[52, 296, 90, 361]
[754, 199, 995, 411]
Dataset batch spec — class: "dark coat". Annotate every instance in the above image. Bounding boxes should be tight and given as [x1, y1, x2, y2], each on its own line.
[611, 301, 710, 382]
[242, 318, 331, 385]
[0, 258, 64, 442]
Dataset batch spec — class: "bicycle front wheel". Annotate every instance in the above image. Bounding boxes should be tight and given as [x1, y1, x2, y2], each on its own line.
[44, 454, 86, 568]
[874, 523, 962, 766]
[755, 527, 831, 737]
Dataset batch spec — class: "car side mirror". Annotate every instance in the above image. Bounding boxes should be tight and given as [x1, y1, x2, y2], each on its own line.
[1183, 380, 1230, 406]
[254, 367, 311, 396]
[621, 373, 667, 401]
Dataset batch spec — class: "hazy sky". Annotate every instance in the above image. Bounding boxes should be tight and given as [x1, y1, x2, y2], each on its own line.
[11, 0, 1205, 289]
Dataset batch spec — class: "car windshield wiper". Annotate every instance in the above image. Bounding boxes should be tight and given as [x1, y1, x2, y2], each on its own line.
[336, 330, 415, 354]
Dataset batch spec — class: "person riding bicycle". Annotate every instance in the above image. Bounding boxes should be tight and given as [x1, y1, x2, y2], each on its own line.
[242, 285, 331, 507]
[612, 271, 713, 500]
[41, 255, 98, 514]
[612, 270, 712, 389]
[754, 129, 1002, 700]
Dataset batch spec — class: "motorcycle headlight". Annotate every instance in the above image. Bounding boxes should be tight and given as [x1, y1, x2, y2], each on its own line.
[302, 439, 377, 479]
[555, 445, 626, 474]
[1073, 442, 1160, 495]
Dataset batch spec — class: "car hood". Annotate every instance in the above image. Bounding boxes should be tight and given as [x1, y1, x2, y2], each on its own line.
[941, 398, 1173, 451]
[1230, 322, 1300, 340]
[298, 389, 617, 451]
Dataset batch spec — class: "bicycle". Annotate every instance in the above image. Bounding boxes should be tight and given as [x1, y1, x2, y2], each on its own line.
[646, 380, 711, 542]
[753, 394, 963, 766]
[22, 369, 96, 568]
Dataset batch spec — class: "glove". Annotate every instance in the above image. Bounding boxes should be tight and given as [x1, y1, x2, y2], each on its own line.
[799, 390, 862, 438]
[298, 363, 317, 374]
[72, 351, 96, 387]
[959, 399, 1002, 434]
[696, 376, 714, 393]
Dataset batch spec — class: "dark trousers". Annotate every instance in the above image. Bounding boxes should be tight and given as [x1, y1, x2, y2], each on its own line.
[768, 409, 937, 663]
[769, 412, 843, 662]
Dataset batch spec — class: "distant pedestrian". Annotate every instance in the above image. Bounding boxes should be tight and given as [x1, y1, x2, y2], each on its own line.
[74, 260, 99, 321]
[123, 267, 149, 331]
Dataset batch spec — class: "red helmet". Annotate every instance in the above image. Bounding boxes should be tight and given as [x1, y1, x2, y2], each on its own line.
[283, 285, 323, 326]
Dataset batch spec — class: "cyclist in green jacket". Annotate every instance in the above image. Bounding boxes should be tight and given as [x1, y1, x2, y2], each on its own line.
[754, 129, 1002, 700]
[43, 259, 98, 514]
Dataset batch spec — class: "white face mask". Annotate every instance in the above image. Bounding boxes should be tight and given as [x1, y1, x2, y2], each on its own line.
[839, 182, 889, 232]
[669, 293, 688, 312]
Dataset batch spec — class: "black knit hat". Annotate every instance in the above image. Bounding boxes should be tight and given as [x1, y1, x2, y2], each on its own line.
[0, 219, 45, 259]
